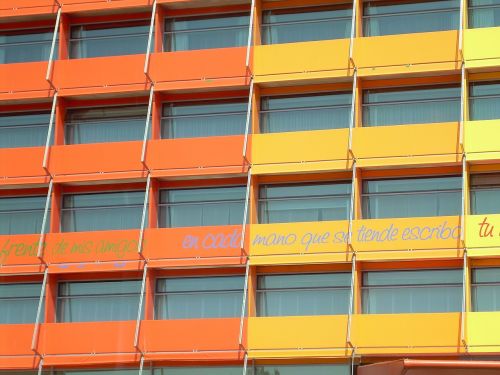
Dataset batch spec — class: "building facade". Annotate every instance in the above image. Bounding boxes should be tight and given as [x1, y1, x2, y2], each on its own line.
[1, 0, 500, 374]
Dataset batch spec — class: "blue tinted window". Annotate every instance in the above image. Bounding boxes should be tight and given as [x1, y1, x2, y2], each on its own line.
[255, 365, 350, 375]
[164, 13, 249, 51]
[469, 82, 500, 121]
[259, 183, 351, 223]
[362, 176, 462, 219]
[262, 6, 351, 44]
[470, 173, 500, 214]
[0, 28, 56, 63]
[61, 191, 145, 232]
[363, 269, 462, 313]
[472, 268, 500, 311]
[0, 283, 43, 324]
[70, 21, 149, 58]
[0, 111, 51, 148]
[363, 0, 460, 36]
[155, 276, 244, 319]
[0, 195, 47, 235]
[153, 367, 241, 375]
[161, 99, 246, 138]
[469, 0, 500, 28]
[260, 92, 351, 133]
[159, 186, 245, 228]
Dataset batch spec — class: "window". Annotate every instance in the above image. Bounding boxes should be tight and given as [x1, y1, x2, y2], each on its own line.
[153, 367, 241, 375]
[259, 182, 351, 224]
[469, 81, 500, 121]
[161, 99, 246, 139]
[65, 105, 147, 144]
[362, 85, 461, 127]
[0, 28, 55, 64]
[261, 6, 351, 44]
[155, 276, 244, 319]
[0, 283, 42, 324]
[164, 13, 249, 51]
[363, 0, 460, 36]
[254, 365, 350, 375]
[0, 111, 50, 149]
[55, 371, 140, 375]
[57, 280, 141, 322]
[471, 174, 500, 214]
[0, 196, 47, 235]
[61, 191, 145, 232]
[159, 186, 245, 228]
[69, 21, 149, 59]
[469, 0, 500, 28]
[362, 269, 462, 314]
[257, 273, 350, 316]
[472, 268, 500, 311]
[260, 92, 351, 133]
[362, 176, 461, 219]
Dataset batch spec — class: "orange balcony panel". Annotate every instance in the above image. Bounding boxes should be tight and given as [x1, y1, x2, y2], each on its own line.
[150, 48, 249, 91]
[0, 147, 49, 186]
[61, 0, 150, 14]
[146, 136, 249, 177]
[354, 31, 460, 77]
[0, 61, 52, 101]
[47, 141, 146, 180]
[0, 1, 56, 20]
[140, 318, 245, 360]
[0, 324, 39, 369]
[0, 233, 44, 270]
[144, 226, 247, 267]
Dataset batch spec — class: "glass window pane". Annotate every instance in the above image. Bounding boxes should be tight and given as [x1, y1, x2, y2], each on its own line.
[0, 28, 55, 63]
[159, 186, 245, 228]
[469, 0, 500, 28]
[363, 0, 460, 36]
[363, 85, 461, 126]
[255, 365, 350, 375]
[0, 111, 51, 148]
[262, 6, 351, 44]
[65, 105, 148, 144]
[56, 371, 141, 375]
[69, 22, 149, 58]
[164, 14, 249, 51]
[0, 283, 42, 324]
[61, 191, 145, 232]
[161, 100, 246, 138]
[469, 82, 500, 120]
[260, 93, 351, 133]
[153, 367, 242, 375]
[0, 196, 47, 235]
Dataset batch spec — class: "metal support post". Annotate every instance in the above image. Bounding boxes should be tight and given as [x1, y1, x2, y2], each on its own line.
[239, 261, 250, 345]
[350, 347, 357, 375]
[348, 161, 357, 245]
[242, 79, 254, 160]
[138, 173, 151, 255]
[46, 7, 62, 82]
[141, 85, 155, 164]
[459, 63, 466, 150]
[458, 0, 465, 54]
[242, 352, 248, 375]
[461, 154, 467, 243]
[245, 0, 256, 69]
[37, 179, 53, 259]
[346, 253, 356, 345]
[348, 0, 357, 63]
[32, 268, 49, 351]
[138, 354, 145, 375]
[144, 0, 157, 75]
[134, 263, 148, 348]
[240, 167, 252, 249]
[461, 249, 468, 346]
[348, 69, 357, 153]
[43, 92, 58, 170]
[37, 357, 44, 375]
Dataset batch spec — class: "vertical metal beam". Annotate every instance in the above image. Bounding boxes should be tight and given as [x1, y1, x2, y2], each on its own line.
[461, 154, 467, 243]
[239, 261, 250, 345]
[346, 253, 356, 345]
[42, 92, 58, 170]
[138, 173, 151, 255]
[459, 63, 466, 150]
[138, 354, 145, 375]
[458, 0, 465, 54]
[245, 0, 256, 69]
[348, 69, 357, 153]
[144, 0, 157, 75]
[348, 161, 357, 245]
[141, 85, 155, 164]
[31, 267, 49, 351]
[242, 352, 248, 375]
[348, 0, 357, 63]
[242, 79, 254, 159]
[240, 167, 252, 249]
[45, 7, 62, 82]
[350, 347, 357, 375]
[37, 357, 44, 375]
[461, 249, 468, 346]
[37, 179, 53, 259]
[134, 263, 148, 348]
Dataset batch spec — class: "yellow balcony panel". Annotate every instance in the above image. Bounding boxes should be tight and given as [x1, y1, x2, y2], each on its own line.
[353, 122, 461, 168]
[464, 27, 500, 70]
[353, 216, 463, 261]
[249, 221, 350, 266]
[253, 39, 351, 85]
[466, 214, 500, 256]
[465, 120, 500, 162]
[352, 313, 463, 355]
[467, 312, 500, 353]
[248, 315, 349, 359]
[354, 31, 460, 77]
[252, 129, 351, 175]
